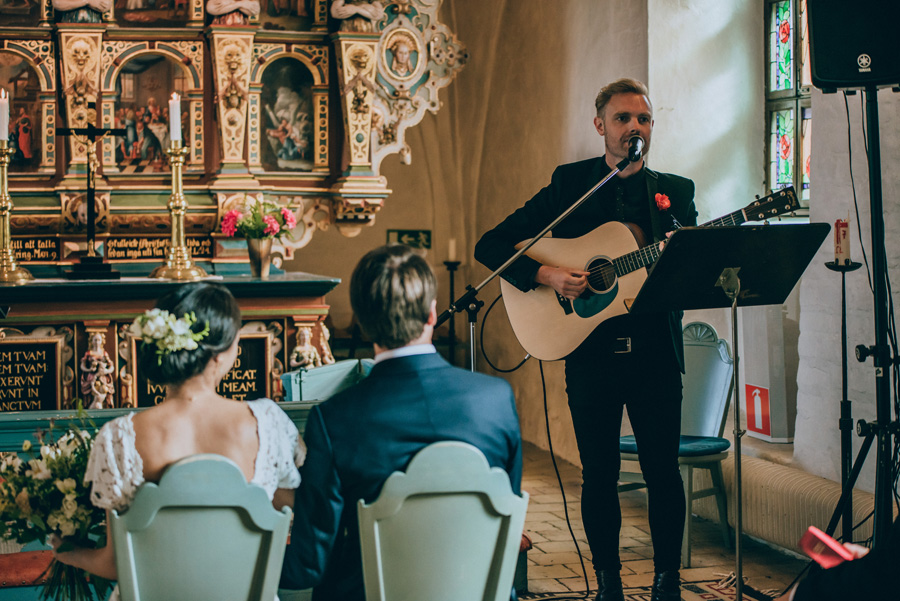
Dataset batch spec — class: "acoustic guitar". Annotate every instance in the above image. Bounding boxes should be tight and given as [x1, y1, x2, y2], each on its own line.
[500, 187, 800, 360]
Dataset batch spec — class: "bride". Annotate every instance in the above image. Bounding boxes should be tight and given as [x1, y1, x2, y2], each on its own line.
[52, 282, 304, 594]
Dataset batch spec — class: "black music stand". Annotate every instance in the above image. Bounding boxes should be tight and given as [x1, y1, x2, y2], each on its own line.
[629, 222, 830, 601]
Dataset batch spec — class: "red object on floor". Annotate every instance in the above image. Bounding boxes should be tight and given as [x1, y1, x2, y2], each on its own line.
[0, 551, 52, 588]
[519, 532, 533, 553]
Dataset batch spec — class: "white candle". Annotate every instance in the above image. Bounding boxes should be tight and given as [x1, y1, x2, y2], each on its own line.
[0, 90, 8, 142]
[169, 93, 181, 142]
[448, 238, 457, 262]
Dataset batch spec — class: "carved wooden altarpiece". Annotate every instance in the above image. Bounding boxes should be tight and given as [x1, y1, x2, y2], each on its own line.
[0, 0, 464, 417]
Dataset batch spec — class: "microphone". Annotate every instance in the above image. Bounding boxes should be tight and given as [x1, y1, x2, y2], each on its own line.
[628, 136, 644, 162]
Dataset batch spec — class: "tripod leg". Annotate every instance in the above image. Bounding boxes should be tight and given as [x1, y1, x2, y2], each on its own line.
[825, 430, 875, 538]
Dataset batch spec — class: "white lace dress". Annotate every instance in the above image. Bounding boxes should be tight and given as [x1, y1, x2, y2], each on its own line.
[84, 398, 304, 599]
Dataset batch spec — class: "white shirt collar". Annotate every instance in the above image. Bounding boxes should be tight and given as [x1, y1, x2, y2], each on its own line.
[374, 343, 437, 364]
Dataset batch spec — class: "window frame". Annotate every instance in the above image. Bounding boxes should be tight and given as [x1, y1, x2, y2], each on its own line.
[764, 0, 811, 214]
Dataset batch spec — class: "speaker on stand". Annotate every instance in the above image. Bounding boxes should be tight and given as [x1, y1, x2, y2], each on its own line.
[807, 0, 900, 547]
[807, 0, 900, 91]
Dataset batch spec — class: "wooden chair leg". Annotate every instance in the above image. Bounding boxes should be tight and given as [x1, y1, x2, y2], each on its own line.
[680, 463, 693, 568]
[710, 461, 731, 548]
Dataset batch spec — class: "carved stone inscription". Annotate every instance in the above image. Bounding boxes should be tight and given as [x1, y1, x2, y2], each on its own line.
[134, 333, 271, 407]
[0, 339, 61, 412]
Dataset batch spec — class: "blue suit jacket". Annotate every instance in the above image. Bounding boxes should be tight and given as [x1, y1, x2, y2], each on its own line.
[280, 352, 522, 601]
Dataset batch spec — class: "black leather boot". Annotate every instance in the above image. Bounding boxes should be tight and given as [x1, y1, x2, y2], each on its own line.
[595, 569, 625, 601]
[650, 570, 682, 601]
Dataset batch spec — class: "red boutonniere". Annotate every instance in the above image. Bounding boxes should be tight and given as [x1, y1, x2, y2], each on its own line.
[655, 193, 671, 211]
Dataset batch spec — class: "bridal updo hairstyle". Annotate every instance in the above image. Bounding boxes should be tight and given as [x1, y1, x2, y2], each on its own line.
[138, 282, 242, 386]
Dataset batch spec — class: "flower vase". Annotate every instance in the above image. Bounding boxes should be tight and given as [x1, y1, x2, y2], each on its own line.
[247, 238, 273, 278]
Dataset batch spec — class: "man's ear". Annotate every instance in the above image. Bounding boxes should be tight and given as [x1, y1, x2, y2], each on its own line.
[593, 116, 605, 136]
[426, 299, 437, 326]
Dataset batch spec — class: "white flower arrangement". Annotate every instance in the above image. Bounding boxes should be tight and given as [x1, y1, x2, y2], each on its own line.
[129, 308, 210, 364]
[0, 414, 111, 601]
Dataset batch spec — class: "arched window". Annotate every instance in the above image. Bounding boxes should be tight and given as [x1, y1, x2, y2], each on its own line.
[766, 0, 811, 208]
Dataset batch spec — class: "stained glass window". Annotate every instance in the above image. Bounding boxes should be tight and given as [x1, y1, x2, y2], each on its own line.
[770, 109, 794, 190]
[766, 0, 811, 208]
[770, 1, 793, 92]
[800, 106, 811, 200]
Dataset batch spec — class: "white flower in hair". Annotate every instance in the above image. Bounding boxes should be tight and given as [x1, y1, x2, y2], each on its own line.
[130, 309, 211, 364]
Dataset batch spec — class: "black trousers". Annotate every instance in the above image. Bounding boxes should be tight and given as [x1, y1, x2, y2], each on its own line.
[565, 325, 686, 574]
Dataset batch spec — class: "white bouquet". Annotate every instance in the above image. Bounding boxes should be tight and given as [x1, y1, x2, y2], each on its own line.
[0, 413, 111, 600]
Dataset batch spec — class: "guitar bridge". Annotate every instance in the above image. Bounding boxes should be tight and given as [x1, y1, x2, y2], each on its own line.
[556, 292, 573, 314]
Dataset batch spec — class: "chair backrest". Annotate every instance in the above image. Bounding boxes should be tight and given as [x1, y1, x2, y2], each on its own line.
[357, 441, 528, 601]
[681, 322, 734, 438]
[110, 454, 291, 601]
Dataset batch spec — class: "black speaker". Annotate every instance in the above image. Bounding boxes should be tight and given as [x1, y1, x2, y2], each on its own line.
[807, 0, 900, 90]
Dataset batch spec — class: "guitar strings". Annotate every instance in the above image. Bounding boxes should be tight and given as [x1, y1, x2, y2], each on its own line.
[581, 212, 743, 285]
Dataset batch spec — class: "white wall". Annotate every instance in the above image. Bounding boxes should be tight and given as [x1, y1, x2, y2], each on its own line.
[284, 2, 899, 485]
[795, 87, 900, 491]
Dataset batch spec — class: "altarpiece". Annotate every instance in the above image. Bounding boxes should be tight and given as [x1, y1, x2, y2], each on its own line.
[0, 0, 465, 411]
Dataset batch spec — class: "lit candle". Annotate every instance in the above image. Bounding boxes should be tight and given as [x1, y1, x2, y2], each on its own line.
[834, 218, 850, 265]
[0, 90, 8, 142]
[169, 93, 181, 142]
[448, 238, 457, 262]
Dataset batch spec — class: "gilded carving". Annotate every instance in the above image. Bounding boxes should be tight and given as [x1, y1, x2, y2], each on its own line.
[336, 40, 377, 168]
[4, 40, 56, 88]
[272, 195, 332, 249]
[289, 324, 322, 369]
[369, 2, 466, 172]
[61, 191, 110, 234]
[59, 32, 102, 163]
[212, 34, 254, 165]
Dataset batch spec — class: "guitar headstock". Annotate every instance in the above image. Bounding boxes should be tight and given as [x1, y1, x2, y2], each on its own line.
[742, 186, 799, 221]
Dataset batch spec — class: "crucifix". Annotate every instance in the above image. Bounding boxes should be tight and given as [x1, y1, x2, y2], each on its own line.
[56, 120, 125, 279]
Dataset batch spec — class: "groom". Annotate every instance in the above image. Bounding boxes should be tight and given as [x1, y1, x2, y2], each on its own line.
[280, 244, 523, 601]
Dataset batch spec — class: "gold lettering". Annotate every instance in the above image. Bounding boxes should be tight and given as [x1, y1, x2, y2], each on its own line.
[0, 399, 42, 412]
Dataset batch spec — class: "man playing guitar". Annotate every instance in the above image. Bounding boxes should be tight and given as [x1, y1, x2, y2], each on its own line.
[475, 78, 697, 601]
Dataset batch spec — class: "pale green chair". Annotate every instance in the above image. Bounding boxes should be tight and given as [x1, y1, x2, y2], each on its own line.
[357, 441, 528, 601]
[110, 454, 291, 601]
[618, 321, 734, 567]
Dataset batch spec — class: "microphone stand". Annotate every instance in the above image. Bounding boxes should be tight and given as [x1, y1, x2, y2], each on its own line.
[436, 154, 638, 372]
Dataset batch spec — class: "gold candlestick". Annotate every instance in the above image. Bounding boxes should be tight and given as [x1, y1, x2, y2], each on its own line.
[149, 141, 208, 280]
[0, 140, 33, 283]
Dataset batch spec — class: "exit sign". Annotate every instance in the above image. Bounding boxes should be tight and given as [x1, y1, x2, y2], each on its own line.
[387, 229, 431, 249]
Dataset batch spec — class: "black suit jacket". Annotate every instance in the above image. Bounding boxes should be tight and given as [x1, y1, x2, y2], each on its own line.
[474, 156, 697, 371]
[280, 352, 522, 601]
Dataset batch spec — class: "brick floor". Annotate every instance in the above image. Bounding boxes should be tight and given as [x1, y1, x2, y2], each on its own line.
[521, 442, 808, 598]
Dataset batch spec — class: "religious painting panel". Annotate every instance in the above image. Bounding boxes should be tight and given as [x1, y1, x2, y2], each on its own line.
[112, 54, 187, 174]
[0, 51, 44, 173]
[115, 0, 192, 28]
[0, 0, 42, 27]
[259, 57, 314, 172]
[257, 0, 313, 32]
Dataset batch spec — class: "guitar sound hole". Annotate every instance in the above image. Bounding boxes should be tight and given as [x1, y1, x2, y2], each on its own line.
[585, 257, 615, 293]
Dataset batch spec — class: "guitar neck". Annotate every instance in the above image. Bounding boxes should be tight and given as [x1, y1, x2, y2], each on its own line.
[613, 207, 747, 277]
